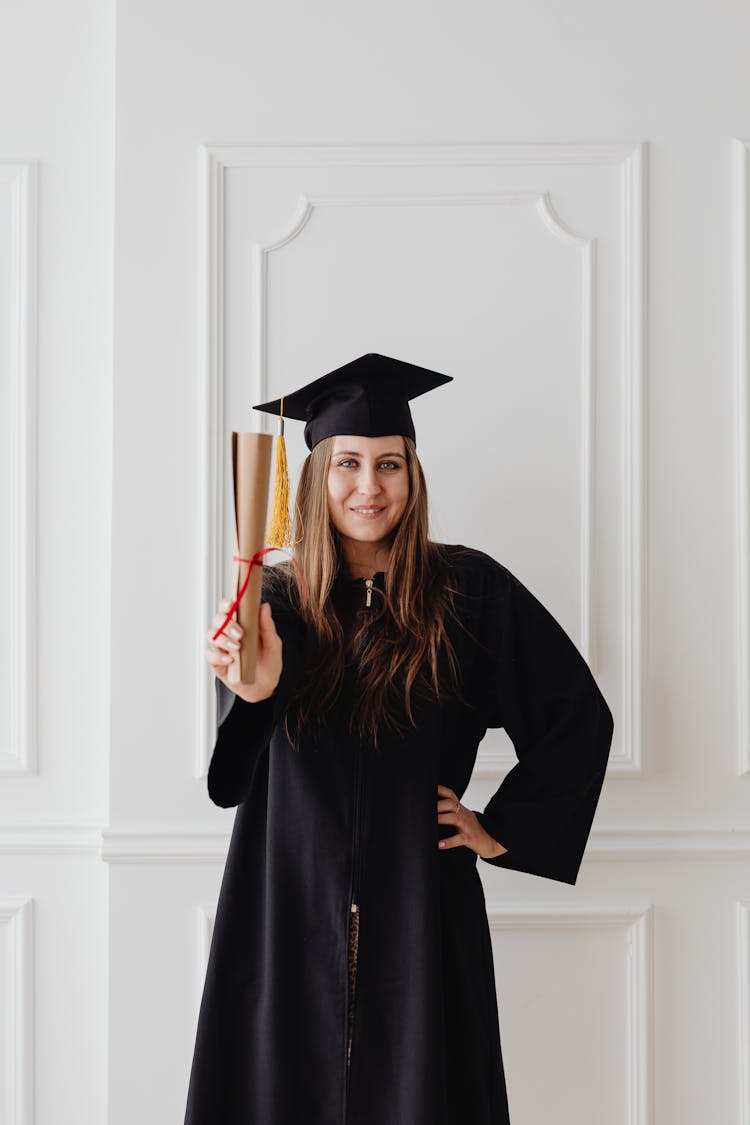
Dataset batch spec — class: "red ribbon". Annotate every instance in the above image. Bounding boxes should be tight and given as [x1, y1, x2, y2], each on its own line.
[211, 546, 307, 642]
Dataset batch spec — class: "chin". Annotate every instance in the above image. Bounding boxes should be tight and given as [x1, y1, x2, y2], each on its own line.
[348, 525, 388, 540]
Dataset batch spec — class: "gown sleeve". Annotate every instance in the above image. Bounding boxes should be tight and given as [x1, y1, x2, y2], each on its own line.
[470, 561, 614, 885]
[207, 573, 305, 808]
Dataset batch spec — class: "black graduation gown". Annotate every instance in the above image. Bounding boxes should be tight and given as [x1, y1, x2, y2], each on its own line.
[184, 543, 614, 1125]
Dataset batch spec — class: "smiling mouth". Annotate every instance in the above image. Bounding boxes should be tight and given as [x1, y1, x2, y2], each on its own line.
[350, 507, 385, 516]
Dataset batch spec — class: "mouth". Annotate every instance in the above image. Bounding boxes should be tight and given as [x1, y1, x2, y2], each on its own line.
[350, 506, 385, 518]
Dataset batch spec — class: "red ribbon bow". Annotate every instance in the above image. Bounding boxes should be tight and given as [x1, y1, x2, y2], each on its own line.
[211, 546, 307, 642]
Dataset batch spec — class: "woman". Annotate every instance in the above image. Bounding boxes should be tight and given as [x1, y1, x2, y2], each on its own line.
[184, 353, 614, 1125]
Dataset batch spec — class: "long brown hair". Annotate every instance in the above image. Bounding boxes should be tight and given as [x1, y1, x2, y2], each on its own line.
[266, 435, 469, 750]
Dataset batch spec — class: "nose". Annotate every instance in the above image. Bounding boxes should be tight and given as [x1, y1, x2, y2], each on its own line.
[355, 463, 382, 497]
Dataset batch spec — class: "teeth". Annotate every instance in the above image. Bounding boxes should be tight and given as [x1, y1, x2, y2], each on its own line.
[353, 508, 382, 513]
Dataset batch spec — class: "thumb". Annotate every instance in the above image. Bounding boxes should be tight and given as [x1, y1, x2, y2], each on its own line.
[259, 601, 282, 652]
[259, 601, 277, 632]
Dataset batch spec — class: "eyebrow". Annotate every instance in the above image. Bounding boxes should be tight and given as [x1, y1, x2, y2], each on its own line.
[333, 450, 406, 459]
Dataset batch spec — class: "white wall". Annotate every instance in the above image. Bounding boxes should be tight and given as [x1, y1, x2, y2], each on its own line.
[3, 0, 750, 1121]
[0, 0, 113, 1122]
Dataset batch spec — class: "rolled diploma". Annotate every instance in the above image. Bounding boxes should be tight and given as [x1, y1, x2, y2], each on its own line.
[227, 431, 273, 687]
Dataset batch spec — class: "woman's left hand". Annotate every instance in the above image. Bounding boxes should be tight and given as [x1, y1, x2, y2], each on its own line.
[436, 784, 508, 859]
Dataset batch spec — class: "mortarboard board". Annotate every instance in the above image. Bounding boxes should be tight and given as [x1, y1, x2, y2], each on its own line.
[253, 352, 452, 451]
[253, 352, 453, 549]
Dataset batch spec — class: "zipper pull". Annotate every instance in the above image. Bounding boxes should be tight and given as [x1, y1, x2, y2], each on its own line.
[351, 901, 359, 913]
[364, 578, 373, 607]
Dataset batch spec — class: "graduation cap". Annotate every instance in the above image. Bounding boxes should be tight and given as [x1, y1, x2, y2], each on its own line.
[253, 352, 453, 549]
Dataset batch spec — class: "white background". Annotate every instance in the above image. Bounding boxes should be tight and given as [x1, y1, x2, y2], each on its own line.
[1, 0, 750, 1122]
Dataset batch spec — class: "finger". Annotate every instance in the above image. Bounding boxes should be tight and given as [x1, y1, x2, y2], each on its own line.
[206, 629, 240, 657]
[436, 784, 456, 799]
[212, 611, 242, 634]
[207, 624, 239, 643]
[436, 810, 461, 825]
[438, 833, 465, 850]
[218, 598, 234, 612]
[436, 797, 460, 813]
[211, 617, 243, 649]
[205, 647, 234, 669]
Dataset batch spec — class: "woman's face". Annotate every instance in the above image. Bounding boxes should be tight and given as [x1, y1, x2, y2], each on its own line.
[327, 434, 409, 551]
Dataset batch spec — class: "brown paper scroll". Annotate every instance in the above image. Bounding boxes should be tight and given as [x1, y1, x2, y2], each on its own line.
[227, 431, 273, 687]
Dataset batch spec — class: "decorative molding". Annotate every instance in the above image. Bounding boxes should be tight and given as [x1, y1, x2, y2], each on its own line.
[486, 900, 653, 1125]
[0, 822, 738, 861]
[537, 192, 597, 671]
[584, 826, 750, 859]
[202, 141, 644, 169]
[620, 142, 647, 776]
[0, 824, 102, 855]
[0, 161, 38, 776]
[197, 142, 645, 776]
[740, 902, 750, 1125]
[95, 824, 750, 863]
[473, 736, 525, 775]
[101, 827, 232, 863]
[734, 139, 750, 776]
[0, 897, 34, 1125]
[196, 148, 226, 782]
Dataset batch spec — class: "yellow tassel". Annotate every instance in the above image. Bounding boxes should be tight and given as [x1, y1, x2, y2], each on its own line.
[265, 396, 294, 549]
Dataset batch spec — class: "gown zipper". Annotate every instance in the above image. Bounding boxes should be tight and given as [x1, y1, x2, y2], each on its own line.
[346, 902, 360, 1067]
[344, 576, 372, 1115]
[345, 738, 365, 1101]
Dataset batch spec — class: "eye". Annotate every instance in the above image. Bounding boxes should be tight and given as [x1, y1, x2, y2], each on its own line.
[334, 459, 401, 470]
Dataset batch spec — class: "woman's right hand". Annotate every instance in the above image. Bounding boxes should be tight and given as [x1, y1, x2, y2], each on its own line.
[205, 598, 283, 703]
